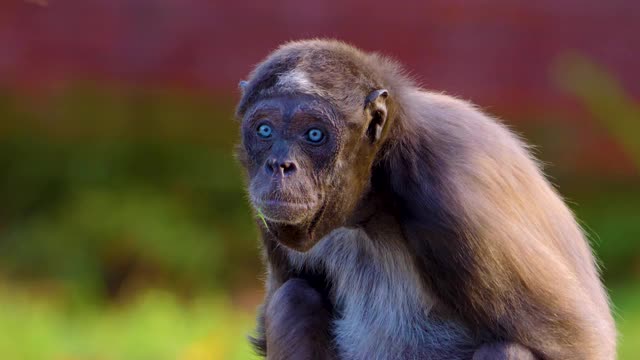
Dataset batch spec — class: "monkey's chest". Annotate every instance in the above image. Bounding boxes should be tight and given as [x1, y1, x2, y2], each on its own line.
[287, 228, 476, 359]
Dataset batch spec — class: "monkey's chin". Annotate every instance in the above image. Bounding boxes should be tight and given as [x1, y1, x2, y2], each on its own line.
[254, 200, 327, 252]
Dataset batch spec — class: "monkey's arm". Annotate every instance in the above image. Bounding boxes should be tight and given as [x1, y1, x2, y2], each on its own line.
[249, 235, 287, 356]
[251, 235, 335, 360]
[264, 279, 335, 360]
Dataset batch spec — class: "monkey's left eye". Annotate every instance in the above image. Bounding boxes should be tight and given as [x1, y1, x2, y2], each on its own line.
[305, 128, 325, 143]
[257, 124, 273, 138]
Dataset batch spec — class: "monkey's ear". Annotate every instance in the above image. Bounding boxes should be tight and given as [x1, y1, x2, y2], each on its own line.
[365, 89, 389, 143]
[239, 80, 249, 94]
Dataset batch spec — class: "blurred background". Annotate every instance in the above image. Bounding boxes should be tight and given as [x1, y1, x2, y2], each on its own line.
[0, 1, 638, 359]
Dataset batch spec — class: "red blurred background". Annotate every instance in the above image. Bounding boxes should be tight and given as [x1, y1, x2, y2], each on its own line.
[3, 1, 640, 175]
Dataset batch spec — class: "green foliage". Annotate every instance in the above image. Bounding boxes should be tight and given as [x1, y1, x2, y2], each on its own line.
[613, 286, 640, 360]
[0, 87, 261, 297]
[569, 188, 640, 283]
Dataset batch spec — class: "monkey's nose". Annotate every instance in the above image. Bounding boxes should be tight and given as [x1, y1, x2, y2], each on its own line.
[265, 158, 297, 177]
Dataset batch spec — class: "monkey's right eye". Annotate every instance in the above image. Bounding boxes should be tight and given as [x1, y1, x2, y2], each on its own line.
[257, 124, 273, 138]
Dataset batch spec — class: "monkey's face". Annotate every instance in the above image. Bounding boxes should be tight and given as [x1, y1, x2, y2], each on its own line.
[238, 92, 386, 251]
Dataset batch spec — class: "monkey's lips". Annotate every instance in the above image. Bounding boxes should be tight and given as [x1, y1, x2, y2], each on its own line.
[255, 198, 319, 224]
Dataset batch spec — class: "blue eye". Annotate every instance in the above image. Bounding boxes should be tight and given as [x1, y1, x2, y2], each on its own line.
[257, 124, 272, 138]
[306, 128, 324, 143]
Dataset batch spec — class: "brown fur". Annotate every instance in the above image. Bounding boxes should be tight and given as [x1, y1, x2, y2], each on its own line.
[236, 39, 616, 359]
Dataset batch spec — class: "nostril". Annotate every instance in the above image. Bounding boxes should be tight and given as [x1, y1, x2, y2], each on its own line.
[265, 158, 277, 175]
[280, 161, 296, 175]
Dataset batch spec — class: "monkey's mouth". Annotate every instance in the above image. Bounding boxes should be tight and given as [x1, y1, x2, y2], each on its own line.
[254, 198, 319, 224]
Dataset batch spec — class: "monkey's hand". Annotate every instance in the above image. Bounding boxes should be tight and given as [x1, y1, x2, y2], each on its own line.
[473, 342, 537, 360]
[264, 279, 335, 360]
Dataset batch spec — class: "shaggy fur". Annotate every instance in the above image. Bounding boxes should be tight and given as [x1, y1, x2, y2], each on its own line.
[236, 39, 616, 359]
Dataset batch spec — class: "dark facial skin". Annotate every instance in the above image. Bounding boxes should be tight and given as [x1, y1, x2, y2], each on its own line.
[243, 95, 337, 220]
[240, 93, 386, 252]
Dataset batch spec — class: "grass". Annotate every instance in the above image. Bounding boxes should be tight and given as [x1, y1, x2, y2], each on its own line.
[0, 288, 259, 360]
[0, 285, 638, 359]
[256, 208, 269, 230]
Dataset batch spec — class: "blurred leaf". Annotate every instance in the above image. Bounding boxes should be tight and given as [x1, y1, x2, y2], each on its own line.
[554, 53, 640, 168]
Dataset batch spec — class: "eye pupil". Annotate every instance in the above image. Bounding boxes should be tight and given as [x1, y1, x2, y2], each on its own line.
[257, 124, 272, 138]
[307, 128, 324, 143]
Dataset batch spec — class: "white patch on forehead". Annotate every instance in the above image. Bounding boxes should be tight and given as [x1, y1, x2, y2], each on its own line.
[276, 69, 316, 94]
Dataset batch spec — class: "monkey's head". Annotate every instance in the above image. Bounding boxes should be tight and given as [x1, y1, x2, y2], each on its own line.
[236, 40, 399, 252]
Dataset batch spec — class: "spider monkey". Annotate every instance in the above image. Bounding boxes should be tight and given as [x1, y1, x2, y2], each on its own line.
[236, 39, 616, 360]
